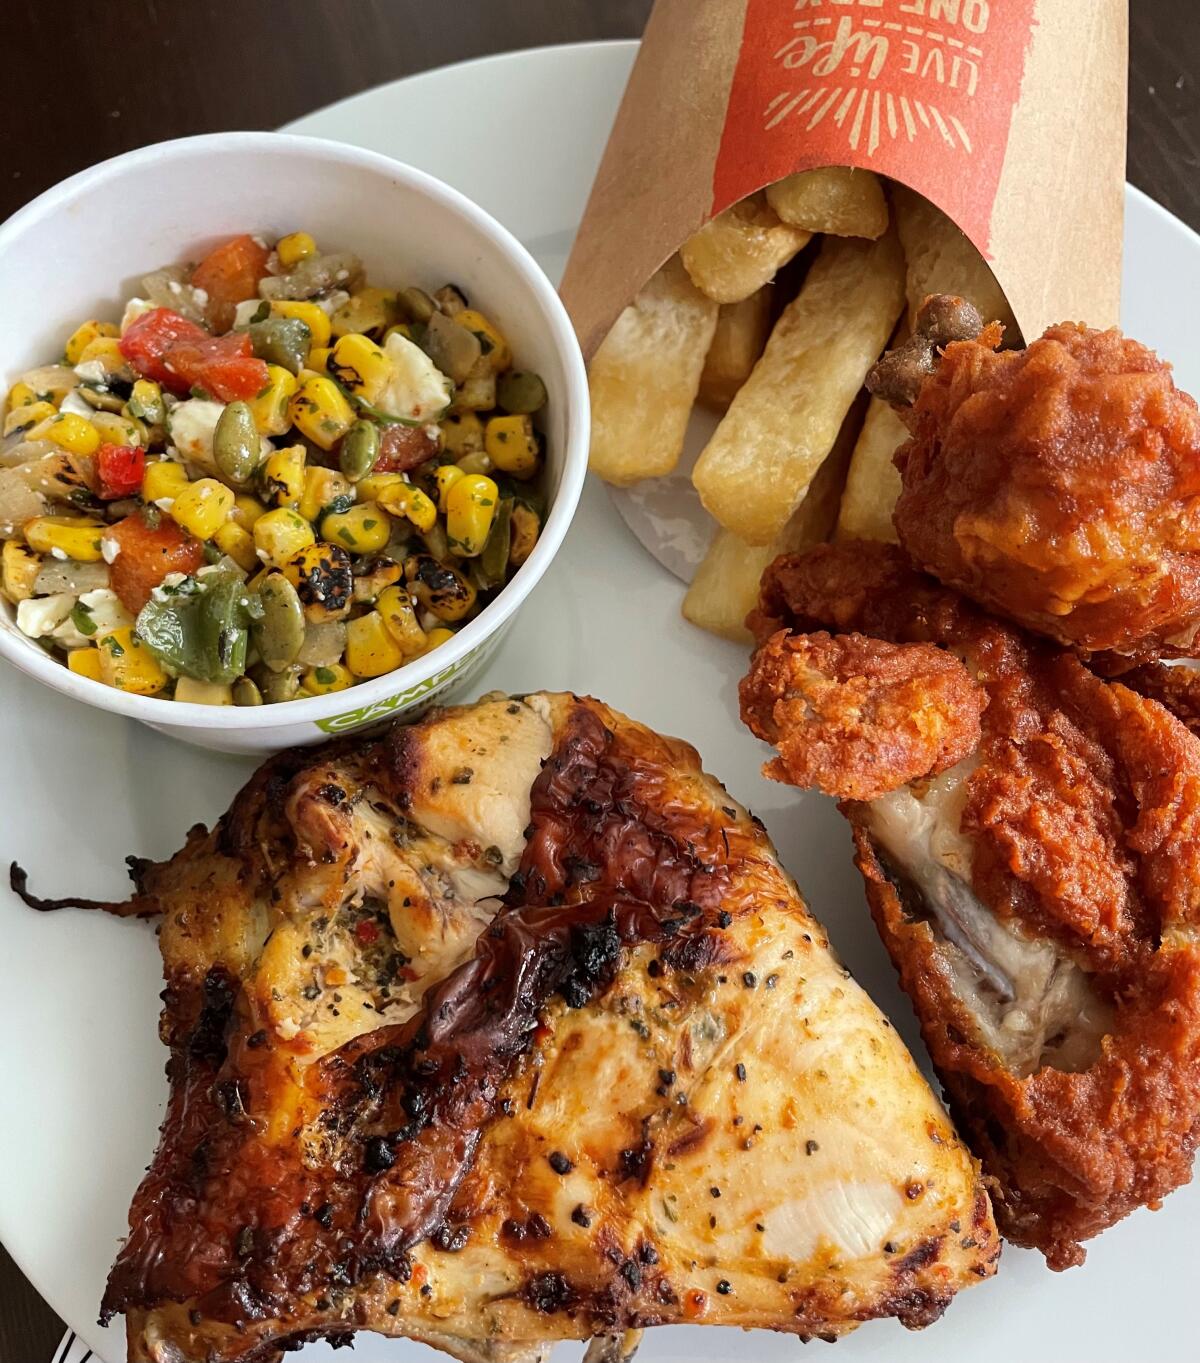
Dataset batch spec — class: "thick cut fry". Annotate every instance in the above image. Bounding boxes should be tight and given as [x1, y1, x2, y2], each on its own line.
[587, 256, 718, 486]
[680, 193, 811, 304]
[766, 167, 889, 239]
[692, 230, 905, 545]
[893, 185, 1017, 336]
[835, 396, 909, 544]
[698, 286, 773, 411]
[684, 402, 860, 642]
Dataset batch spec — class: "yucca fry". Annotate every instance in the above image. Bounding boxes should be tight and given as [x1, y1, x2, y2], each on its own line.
[766, 167, 889, 240]
[587, 255, 719, 486]
[680, 193, 811, 304]
[683, 403, 861, 643]
[692, 229, 905, 545]
[698, 286, 774, 412]
[835, 396, 909, 544]
[893, 185, 1017, 336]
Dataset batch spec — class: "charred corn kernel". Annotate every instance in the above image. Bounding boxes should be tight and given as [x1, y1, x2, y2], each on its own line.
[277, 231, 317, 268]
[485, 414, 539, 478]
[509, 502, 539, 567]
[91, 410, 147, 448]
[422, 626, 456, 654]
[328, 332, 392, 403]
[377, 585, 428, 657]
[298, 466, 352, 523]
[65, 320, 118, 365]
[442, 411, 484, 458]
[435, 463, 466, 511]
[283, 541, 354, 621]
[77, 336, 127, 373]
[261, 444, 307, 507]
[2, 541, 41, 602]
[125, 378, 165, 428]
[174, 676, 235, 705]
[97, 627, 167, 695]
[376, 481, 437, 532]
[382, 323, 414, 345]
[248, 365, 298, 436]
[6, 381, 38, 413]
[142, 460, 191, 504]
[270, 299, 331, 352]
[170, 477, 235, 540]
[404, 553, 476, 622]
[288, 373, 355, 450]
[453, 363, 496, 412]
[356, 471, 407, 503]
[213, 521, 259, 572]
[232, 494, 267, 530]
[253, 507, 315, 568]
[4, 400, 57, 438]
[445, 474, 498, 557]
[308, 346, 332, 373]
[320, 501, 391, 555]
[302, 662, 354, 695]
[67, 647, 103, 681]
[455, 309, 511, 372]
[345, 610, 405, 678]
[25, 517, 105, 561]
[331, 287, 398, 340]
[45, 411, 101, 456]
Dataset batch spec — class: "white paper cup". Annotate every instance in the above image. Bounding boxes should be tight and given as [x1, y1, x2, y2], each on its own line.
[0, 132, 588, 754]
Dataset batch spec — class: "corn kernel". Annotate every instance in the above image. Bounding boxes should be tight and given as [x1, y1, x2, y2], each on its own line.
[67, 647, 103, 682]
[277, 231, 317, 268]
[6, 381, 38, 414]
[442, 411, 484, 459]
[125, 379, 165, 429]
[284, 541, 354, 621]
[345, 610, 406, 678]
[65, 319, 118, 366]
[422, 626, 456, 654]
[90, 410, 146, 448]
[328, 332, 392, 403]
[298, 466, 352, 523]
[382, 323, 414, 345]
[260, 444, 307, 507]
[248, 364, 298, 437]
[455, 309, 511, 372]
[270, 299, 331, 352]
[97, 627, 168, 695]
[302, 662, 354, 695]
[2, 541, 41, 603]
[376, 481, 437, 532]
[377, 585, 427, 657]
[253, 507, 315, 568]
[45, 412, 101, 456]
[170, 477, 235, 540]
[174, 676, 234, 705]
[142, 460, 191, 504]
[445, 474, 499, 558]
[287, 373, 355, 450]
[76, 335, 126, 373]
[331, 287, 399, 340]
[435, 463, 466, 511]
[452, 361, 496, 413]
[4, 400, 57, 439]
[213, 521, 259, 572]
[320, 502, 391, 555]
[356, 471, 407, 503]
[485, 414, 539, 479]
[25, 517, 105, 562]
[232, 494, 268, 529]
[308, 346, 333, 373]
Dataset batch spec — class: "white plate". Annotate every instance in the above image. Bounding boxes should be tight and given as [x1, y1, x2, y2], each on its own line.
[2, 40, 1198, 1363]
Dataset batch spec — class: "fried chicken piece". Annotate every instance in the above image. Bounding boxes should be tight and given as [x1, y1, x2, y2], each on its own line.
[880, 311, 1200, 658]
[740, 629, 986, 801]
[745, 540, 1200, 1269]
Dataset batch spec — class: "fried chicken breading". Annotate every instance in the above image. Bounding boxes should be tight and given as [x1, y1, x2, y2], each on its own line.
[745, 541, 1200, 1269]
[888, 319, 1200, 658]
[739, 629, 986, 801]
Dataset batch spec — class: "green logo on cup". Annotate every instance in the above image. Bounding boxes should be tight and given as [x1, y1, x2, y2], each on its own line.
[315, 644, 483, 734]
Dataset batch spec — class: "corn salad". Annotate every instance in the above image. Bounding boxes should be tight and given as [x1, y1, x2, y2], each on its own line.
[0, 233, 547, 704]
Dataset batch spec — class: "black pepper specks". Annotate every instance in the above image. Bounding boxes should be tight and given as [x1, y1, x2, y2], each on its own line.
[717, 911, 733, 928]
[805, 1139, 819, 1156]
[742, 971, 757, 989]
[716, 1279, 732, 1295]
[735, 1062, 746, 1082]
[364, 1136, 395, 1173]
[709, 1185, 721, 1199]
[571, 1204, 593, 1228]
[547, 1150, 574, 1175]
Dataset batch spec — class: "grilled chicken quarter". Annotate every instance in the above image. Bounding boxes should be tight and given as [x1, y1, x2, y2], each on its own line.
[43, 693, 996, 1361]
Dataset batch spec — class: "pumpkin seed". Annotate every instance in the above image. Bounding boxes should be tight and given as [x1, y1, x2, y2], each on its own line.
[339, 419, 380, 482]
[247, 317, 311, 375]
[496, 370, 548, 415]
[258, 663, 302, 703]
[232, 676, 263, 706]
[398, 287, 436, 323]
[252, 572, 305, 671]
[213, 401, 262, 487]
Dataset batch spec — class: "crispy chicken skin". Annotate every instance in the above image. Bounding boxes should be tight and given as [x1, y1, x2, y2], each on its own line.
[746, 543, 1200, 1269]
[891, 321, 1200, 658]
[68, 692, 995, 1362]
[740, 629, 986, 801]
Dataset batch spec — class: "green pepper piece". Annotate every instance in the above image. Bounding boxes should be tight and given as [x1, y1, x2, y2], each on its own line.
[135, 567, 256, 684]
[479, 497, 513, 588]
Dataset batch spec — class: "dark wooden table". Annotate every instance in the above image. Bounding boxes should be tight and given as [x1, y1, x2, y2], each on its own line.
[2, 2, 1197, 1358]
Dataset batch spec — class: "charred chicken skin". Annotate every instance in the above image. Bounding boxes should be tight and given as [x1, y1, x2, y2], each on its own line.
[871, 300, 1200, 659]
[50, 692, 996, 1362]
[742, 542, 1200, 1270]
